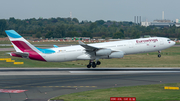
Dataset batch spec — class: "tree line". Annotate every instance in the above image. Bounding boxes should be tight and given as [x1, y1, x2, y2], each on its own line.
[0, 17, 180, 39]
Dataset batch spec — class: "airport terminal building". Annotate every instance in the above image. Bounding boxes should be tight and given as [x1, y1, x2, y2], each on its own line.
[141, 19, 175, 28]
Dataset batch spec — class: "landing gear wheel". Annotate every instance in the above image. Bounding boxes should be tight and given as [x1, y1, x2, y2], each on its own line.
[96, 61, 101, 65]
[158, 54, 161, 58]
[92, 62, 96, 68]
[87, 64, 91, 68]
[158, 51, 161, 58]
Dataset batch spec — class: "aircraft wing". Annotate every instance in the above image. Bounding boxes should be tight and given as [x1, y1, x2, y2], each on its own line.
[78, 41, 101, 51]
[78, 41, 123, 59]
[78, 41, 119, 52]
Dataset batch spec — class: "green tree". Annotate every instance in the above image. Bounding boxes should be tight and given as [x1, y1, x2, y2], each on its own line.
[132, 31, 140, 38]
[95, 20, 105, 26]
[66, 31, 79, 37]
[0, 19, 7, 37]
[89, 22, 97, 30]
[9, 17, 16, 23]
[120, 29, 124, 34]
[45, 31, 53, 38]
[113, 31, 124, 39]
[55, 25, 66, 38]
[1, 17, 179, 39]
[102, 35, 106, 39]
[72, 18, 79, 23]
[82, 31, 92, 38]
[36, 32, 41, 38]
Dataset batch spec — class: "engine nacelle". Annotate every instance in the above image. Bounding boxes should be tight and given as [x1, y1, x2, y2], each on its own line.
[108, 51, 124, 58]
[96, 49, 112, 56]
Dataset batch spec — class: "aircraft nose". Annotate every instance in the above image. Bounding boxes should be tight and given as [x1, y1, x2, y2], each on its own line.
[172, 41, 176, 45]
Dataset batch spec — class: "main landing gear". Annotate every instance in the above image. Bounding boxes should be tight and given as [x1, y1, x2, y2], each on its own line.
[158, 51, 161, 58]
[87, 60, 101, 68]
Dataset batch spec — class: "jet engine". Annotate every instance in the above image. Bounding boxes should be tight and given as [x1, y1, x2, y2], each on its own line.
[96, 49, 112, 56]
[108, 51, 124, 58]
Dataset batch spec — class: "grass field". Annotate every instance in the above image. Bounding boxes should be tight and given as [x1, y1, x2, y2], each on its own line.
[51, 83, 180, 101]
[0, 46, 180, 68]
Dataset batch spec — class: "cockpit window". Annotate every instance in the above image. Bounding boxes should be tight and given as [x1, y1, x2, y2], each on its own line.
[167, 39, 171, 41]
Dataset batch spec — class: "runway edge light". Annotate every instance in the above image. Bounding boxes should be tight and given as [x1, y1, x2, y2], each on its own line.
[164, 86, 179, 90]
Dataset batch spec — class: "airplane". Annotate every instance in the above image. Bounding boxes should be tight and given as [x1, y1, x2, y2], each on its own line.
[5, 30, 175, 68]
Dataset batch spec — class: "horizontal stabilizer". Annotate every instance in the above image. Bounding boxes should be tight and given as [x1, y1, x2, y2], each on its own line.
[11, 52, 29, 58]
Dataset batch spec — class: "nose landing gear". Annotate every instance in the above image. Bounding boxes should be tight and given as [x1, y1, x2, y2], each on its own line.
[158, 54, 161, 58]
[158, 51, 161, 58]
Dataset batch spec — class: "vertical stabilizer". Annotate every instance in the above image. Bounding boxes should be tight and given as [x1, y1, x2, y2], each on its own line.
[5, 30, 46, 61]
[5, 30, 39, 53]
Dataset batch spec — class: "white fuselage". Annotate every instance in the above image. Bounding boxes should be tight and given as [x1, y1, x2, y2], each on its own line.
[41, 37, 175, 62]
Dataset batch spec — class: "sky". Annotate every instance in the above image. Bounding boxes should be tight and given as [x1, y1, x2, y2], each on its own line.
[0, 0, 180, 22]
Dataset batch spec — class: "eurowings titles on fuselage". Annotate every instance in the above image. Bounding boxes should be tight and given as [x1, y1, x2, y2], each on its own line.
[5, 30, 176, 68]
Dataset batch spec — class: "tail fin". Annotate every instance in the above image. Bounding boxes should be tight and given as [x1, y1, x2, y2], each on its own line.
[5, 30, 46, 61]
[5, 30, 39, 53]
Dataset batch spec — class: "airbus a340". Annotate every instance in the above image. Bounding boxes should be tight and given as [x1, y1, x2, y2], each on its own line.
[5, 30, 175, 68]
